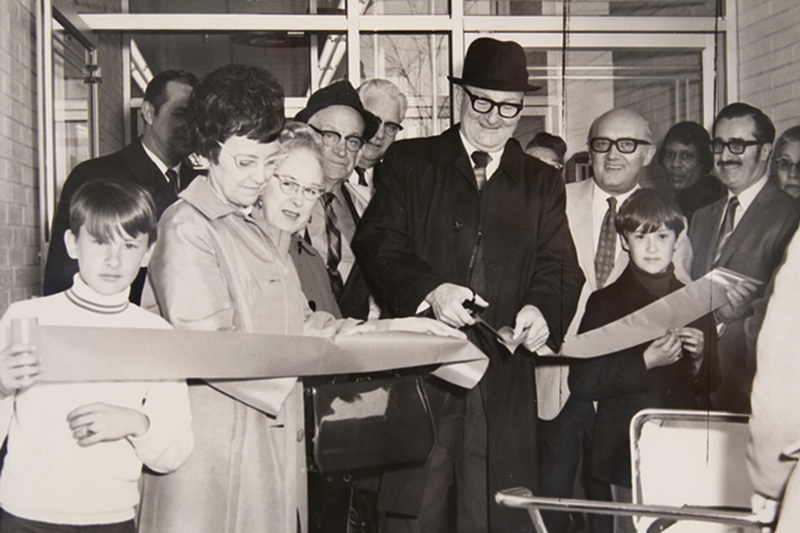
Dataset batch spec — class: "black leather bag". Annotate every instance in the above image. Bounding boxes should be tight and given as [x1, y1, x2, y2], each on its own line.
[304, 374, 435, 473]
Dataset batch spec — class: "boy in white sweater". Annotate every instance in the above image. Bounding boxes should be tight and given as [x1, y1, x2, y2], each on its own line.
[0, 179, 193, 533]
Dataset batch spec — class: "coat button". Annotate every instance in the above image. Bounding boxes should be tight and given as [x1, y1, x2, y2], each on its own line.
[452, 220, 463, 231]
[297, 430, 305, 442]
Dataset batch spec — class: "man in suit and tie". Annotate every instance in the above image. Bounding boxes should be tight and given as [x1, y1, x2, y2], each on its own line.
[353, 37, 584, 532]
[346, 78, 407, 199]
[689, 102, 800, 413]
[43, 70, 198, 304]
[293, 80, 380, 320]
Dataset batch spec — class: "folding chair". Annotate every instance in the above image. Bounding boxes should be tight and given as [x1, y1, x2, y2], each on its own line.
[497, 409, 775, 533]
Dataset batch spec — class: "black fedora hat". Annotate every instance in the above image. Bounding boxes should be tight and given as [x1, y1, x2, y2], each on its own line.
[294, 79, 381, 142]
[448, 38, 540, 92]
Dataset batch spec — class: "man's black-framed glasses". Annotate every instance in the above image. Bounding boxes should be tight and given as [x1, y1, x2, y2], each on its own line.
[776, 158, 800, 174]
[461, 87, 524, 119]
[308, 124, 364, 152]
[380, 120, 404, 137]
[272, 174, 325, 201]
[710, 139, 762, 155]
[589, 137, 651, 154]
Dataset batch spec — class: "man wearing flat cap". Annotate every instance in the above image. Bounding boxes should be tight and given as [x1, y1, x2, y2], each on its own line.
[294, 79, 380, 319]
[353, 38, 584, 532]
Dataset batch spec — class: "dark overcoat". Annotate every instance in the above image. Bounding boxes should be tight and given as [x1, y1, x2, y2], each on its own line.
[43, 138, 195, 302]
[352, 125, 584, 531]
[569, 265, 720, 486]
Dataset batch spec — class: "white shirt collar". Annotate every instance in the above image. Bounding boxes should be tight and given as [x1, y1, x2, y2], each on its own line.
[141, 139, 180, 181]
[591, 181, 639, 255]
[459, 130, 504, 181]
[727, 172, 768, 229]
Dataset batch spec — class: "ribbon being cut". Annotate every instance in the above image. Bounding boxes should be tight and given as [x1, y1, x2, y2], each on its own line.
[559, 267, 762, 359]
[13, 320, 487, 397]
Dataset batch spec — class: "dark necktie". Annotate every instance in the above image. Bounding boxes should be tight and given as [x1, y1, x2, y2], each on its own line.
[714, 196, 739, 265]
[595, 196, 618, 288]
[355, 166, 367, 187]
[165, 168, 179, 195]
[322, 192, 344, 297]
[471, 151, 490, 190]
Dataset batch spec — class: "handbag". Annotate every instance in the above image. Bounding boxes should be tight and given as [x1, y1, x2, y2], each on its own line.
[304, 373, 435, 473]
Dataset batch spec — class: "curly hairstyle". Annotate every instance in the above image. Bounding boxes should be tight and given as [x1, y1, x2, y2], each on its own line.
[279, 121, 325, 165]
[189, 64, 285, 164]
[657, 121, 713, 176]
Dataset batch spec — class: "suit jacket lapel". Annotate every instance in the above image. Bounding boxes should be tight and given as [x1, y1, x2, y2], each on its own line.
[716, 181, 776, 267]
[567, 180, 598, 290]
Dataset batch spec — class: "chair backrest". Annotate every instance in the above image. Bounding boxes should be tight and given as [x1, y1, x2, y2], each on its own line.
[631, 409, 756, 533]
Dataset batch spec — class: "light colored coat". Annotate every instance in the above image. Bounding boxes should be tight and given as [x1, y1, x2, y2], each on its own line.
[748, 229, 800, 532]
[138, 177, 345, 533]
[536, 178, 693, 420]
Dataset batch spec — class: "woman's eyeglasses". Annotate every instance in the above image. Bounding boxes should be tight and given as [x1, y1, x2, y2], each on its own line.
[272, 174, 325, 201]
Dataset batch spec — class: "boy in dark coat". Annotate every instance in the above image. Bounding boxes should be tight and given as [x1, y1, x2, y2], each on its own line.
[569, 189, 720, 530]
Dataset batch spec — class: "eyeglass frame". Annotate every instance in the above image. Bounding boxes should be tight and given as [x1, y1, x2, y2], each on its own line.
[775, 157, 800, 174]
[308, 124, 365, 152]
[271, 174, 326, 201]
[589, 137, 652, 154]
[461, 87, 524, 119]
[215, 141, 285, 173]
[379, 120, 404, 137]
[710, 139, 762, 155]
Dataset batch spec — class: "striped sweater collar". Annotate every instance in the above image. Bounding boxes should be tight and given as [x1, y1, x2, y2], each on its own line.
[65, 274, 129, 314]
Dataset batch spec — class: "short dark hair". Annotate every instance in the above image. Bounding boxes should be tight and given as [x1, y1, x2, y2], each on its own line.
[189, 64, 285, 163]
[143, 70, 198, 113]
[69, 179, 158, 245]
[712, 102, 776, 144]
[658, 121, 713, 174]
[526, 132, 567, 164]
[616, 189, 685, 236]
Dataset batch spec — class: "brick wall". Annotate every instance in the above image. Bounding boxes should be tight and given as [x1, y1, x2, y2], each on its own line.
[0, 0, 40, 314]
[737, 0, 800, 136]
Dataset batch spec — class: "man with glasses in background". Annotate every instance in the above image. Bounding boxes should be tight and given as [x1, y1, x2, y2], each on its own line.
[353, 38, 584, 532]
[348, 78, 408, 195]
[689, 102, 800, 413]
[294, 79, 380, 319]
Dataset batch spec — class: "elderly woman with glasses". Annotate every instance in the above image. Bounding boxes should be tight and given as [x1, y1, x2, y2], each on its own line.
[770, 125, 800, 200]
[138, 65, 459, 533]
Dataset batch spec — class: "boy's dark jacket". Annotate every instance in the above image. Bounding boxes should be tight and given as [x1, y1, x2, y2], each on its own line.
[568, 263, 720, 487]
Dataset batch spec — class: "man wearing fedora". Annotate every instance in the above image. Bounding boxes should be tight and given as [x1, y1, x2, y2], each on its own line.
[353, 38, 583, 532]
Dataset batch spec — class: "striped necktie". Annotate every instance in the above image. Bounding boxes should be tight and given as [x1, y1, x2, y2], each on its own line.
[713, 196, 739, 265]
[322, 192, 344, 297]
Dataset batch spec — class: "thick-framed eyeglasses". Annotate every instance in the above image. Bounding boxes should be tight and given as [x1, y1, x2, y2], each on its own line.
[776, 158, 800, 174]
[589, 137, 651, 154]
[461, 87, 524, 119]
[710, 139, 761, 155]
[272, 174, 325, 200]
[381, 120, 404, 137]
[216, 141, 284, 173]
[308, 124, 364, 152]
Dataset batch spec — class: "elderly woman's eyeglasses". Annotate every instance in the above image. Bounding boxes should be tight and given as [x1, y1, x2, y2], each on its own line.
[216, 141, 284, 172]
[308, 124, 364, 152]
[776, 158, 800, 174]
[589, 137, 651, 154]
[710, 139, 761, 155]
[273, 174, 325, 201]
[462, 87, 524, 119]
